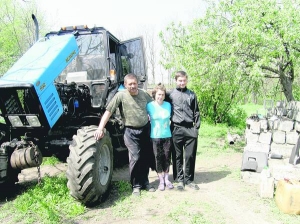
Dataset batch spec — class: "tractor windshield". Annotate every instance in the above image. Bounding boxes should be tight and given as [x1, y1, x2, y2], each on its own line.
[56, 33, 107, 82]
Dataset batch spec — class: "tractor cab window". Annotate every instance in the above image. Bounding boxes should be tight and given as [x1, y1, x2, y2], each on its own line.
[91, 83, 106, 107]
[57, 33, 108, 82]
[120, 37, 147, 89]
[108, 37, 118, 82]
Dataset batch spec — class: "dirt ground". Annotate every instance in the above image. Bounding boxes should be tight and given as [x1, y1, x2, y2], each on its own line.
[8, 151, 300, 224]
[70, 152, 298, 224]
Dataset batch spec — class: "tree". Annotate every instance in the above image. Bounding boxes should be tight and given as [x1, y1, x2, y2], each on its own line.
[141, 26, 157, 84]
[160, 0, 300, 123]
[0, 0, 46, 75]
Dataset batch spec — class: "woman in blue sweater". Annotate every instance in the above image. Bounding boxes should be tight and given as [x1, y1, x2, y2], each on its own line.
[147, 84, 173, 191]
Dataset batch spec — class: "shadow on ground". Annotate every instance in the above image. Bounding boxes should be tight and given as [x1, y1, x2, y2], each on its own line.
[196, 170, 231, 184]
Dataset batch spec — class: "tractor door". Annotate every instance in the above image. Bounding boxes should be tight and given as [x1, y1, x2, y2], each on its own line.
[119, 37, 147, 89]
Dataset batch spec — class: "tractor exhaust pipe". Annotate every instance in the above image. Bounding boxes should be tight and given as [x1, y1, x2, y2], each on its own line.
[32, 14, 39, 42]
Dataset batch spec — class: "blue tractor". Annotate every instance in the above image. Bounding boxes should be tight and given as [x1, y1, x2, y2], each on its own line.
[0, 24, 147, 205]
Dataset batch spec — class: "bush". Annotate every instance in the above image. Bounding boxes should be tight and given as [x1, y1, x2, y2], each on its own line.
[226, 107, 247, 130]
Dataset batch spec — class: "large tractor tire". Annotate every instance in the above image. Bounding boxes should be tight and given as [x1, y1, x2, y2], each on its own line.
[0, 154, 20, 199]
[66, 126, 113, 206]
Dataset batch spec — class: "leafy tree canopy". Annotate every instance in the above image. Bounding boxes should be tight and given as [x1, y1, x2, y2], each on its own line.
[160, 0, 300, 123]
[0, 0, 46, 75]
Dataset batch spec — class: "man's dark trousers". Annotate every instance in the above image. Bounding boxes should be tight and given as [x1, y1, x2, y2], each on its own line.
[172, 125, 198, 184]
[124, 123, 152, 189]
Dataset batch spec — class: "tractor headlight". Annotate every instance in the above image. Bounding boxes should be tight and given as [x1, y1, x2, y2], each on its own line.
[8, 116, 24, 127]
[26, 116, 41, 127]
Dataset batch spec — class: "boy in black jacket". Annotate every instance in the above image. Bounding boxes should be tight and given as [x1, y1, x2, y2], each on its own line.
[166, 71, 200, 190]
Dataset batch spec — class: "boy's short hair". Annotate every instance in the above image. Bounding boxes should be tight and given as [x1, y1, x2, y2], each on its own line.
[175, 71, 188, 80]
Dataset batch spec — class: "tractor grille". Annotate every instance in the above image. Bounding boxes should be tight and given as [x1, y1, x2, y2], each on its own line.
[4, 94, 24, 114]
[44, 93, 59, 121]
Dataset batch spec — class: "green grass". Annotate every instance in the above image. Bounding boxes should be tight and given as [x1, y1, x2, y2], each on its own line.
[0, 175, 85, 224]
[166, 200, 211, 224]
[266, 197, 300, 224]
[239, 103, 264, 117]
[198, 121, 245, 157]
[42, 156, 60, 166]
[111, 181, 133, 218]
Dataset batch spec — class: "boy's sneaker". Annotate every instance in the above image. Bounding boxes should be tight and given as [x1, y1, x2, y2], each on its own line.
[132, 188, 141, 196]
[144, 184, 156, 192]
[186, 182, 199, 190]
[177, 182, 184, 191]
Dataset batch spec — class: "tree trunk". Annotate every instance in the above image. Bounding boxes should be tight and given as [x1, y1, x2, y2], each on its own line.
[280, 72, 294, 102]
[252, 91, 257, 104]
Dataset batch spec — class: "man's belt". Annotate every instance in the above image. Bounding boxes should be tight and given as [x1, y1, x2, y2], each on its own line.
[173, 122, 194, 128]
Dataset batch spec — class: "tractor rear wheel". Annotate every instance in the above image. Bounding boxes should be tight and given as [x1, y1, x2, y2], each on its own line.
[0, 155, 20, 199]
[66, 126, 113, 206]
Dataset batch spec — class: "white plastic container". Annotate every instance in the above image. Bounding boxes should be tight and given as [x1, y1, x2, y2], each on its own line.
[258, 166, 274, 198]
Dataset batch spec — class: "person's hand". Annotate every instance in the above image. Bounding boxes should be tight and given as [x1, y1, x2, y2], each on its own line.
[94, 128, 105, 140]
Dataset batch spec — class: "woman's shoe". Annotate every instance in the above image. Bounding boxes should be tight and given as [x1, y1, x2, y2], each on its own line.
[165, 182, 174, 189]
[158, 182, 165, 191]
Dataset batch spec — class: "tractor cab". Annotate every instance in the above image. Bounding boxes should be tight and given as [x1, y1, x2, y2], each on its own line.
[45, 26, 147, 109]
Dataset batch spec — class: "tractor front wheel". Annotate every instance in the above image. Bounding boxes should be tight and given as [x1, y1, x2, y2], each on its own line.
[66, 126, 113, 206]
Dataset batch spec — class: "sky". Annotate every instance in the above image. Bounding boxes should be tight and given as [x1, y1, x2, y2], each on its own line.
[38, 0, 209, 83]
[39, 0, 208, 38]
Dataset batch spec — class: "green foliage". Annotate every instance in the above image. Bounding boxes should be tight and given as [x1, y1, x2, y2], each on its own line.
[293, 81, 300, 101]
[239, 103, 264, 117]
[0, 175, 85, 224]
[115, 180, 131, 195]
[42, 156, 60, 166]
[0, 0, 47, 75]
[226, 107, 247, 129]
[160, 0, 300, 123]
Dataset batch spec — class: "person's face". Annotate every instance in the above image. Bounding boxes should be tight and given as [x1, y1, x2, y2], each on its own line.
[155, 89, 165, 105]
[176, 76, 188, 89]
[124, 78, 138, 95]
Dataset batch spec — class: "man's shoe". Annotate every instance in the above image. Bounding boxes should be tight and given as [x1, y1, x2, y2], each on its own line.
[144, 184, 156, 192]
[177, 182, 184, 191]
[186, 182, 199, 190]
[132, 188, 141, 196]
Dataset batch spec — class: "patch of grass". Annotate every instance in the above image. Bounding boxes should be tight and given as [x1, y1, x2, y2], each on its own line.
[0, 175, 85, 224]
[112, 197, 133, 218]
[266, 197, 300, 223]
[166, 200, 211, 224]
[198, 121, 245, 157]
[111, 181, 133, 218]
[167, 201, 202, 223]
[0, 115, 5, 123]
[115, 180, 131, 195]
[239, 103, 264, 117]
[199, 122, 228, 138]
[0, 209, 10, 220]
[42, 156, 60, 166]
[227, 167, 242, 180]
